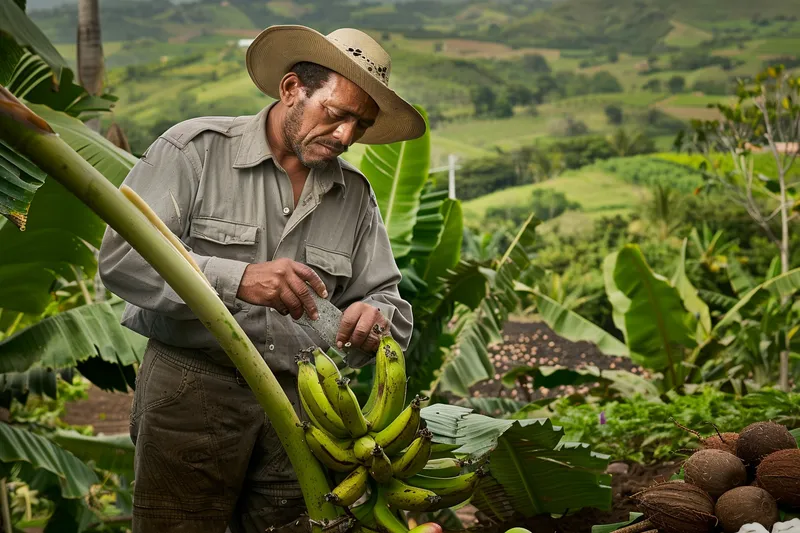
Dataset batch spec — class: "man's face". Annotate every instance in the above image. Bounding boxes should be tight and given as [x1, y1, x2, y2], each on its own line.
[283, 73, 379, 169]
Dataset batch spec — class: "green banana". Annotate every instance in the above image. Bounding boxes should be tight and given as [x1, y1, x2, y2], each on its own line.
[405, 470, 483, 495]
[361, 342, 386, 416]
[354, 435, 377, 463]
[337, 377, 370, 438]
[406, 469, 484, 509]
[326, 465, 369, 507]
[373, 488, 409, 533]
[383, 477, 441, 512]
[365, 346, 407, 432]
[374, 395, 423, 457]
[420, 457, 469, 478]
[391, 428, 433, 479]
[313, 348, 342, 415]
[297, 356, 349, 438]
[299, 422, 359, 473]
[368, 444, 394, 484]
[351, 487, 378, 528]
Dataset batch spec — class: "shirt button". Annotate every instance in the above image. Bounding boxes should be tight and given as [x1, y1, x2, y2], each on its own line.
[269, 344, 275, 351]
[283, 207, 290, 215]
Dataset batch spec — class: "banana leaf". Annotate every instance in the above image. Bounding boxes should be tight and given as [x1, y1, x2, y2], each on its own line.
[460, 396, 527, 417]
[407, 186, 447, 260]
[610, 245, 697, 382]
[0, 422, 98, 499]
[672, 239, 711, 342]
[360, 106, 430, 258]
[0, 105, 136, 313]
[0, 139, 46, 229]
[420, 198, 463, 288]
[0, 301, 142, 375]
[0, 366, 57, 401]
[531, 292, 629, 357]
[713, 267, 800, 332]
[0, 0, 68, 82]
[422, 404, 612, 518]
[51, 431, 135, 477]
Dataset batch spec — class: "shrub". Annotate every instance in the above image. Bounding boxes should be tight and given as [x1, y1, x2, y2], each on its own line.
[592, 155, 704, 194]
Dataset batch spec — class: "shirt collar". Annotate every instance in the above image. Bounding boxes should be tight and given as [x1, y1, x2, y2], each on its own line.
[233, 103, 346, 193]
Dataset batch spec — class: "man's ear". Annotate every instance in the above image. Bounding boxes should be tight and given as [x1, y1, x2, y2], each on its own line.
[279, 72, 305, 107]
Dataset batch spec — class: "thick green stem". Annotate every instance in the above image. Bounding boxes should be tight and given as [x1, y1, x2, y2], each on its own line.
[0, 88, 338, 528]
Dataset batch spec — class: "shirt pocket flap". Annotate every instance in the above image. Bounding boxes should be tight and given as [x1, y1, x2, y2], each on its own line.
[190, 217, 259, 245]
[305, 244, 352, 278]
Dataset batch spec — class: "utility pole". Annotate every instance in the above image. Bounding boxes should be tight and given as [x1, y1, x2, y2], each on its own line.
[448, 154, 457, 200]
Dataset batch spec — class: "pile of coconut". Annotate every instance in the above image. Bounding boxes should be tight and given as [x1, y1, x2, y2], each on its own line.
[616, 421, 799, 533]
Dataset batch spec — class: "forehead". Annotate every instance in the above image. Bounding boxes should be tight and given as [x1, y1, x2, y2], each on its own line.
[316, 72, 379, 119]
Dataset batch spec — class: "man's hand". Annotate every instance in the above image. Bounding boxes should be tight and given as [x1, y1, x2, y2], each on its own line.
[336, 302, 389, 353]
[236, 258, 327, 320]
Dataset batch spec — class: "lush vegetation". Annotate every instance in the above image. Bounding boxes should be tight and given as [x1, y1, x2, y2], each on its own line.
[1, 0, 799, 531]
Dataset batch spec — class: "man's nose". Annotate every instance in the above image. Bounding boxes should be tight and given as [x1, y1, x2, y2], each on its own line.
[333, 120, 358, 147]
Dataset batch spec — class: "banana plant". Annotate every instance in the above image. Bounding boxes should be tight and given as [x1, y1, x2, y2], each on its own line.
[0, 88, 339, 530]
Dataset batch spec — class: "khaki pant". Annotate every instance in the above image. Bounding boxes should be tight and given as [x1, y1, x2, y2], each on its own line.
[129, 339, 310, 532]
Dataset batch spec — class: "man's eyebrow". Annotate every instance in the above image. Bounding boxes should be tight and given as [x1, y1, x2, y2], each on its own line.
[329, 104, 376, 126]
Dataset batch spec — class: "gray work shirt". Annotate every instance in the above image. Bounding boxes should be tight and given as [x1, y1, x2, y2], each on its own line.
[98, 104, 412, 376]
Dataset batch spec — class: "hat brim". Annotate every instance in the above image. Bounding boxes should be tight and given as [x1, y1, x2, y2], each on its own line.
[246, 25, 427, 145]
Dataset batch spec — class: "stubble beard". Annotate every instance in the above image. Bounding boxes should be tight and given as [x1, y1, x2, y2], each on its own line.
[283, 101, 334, 170]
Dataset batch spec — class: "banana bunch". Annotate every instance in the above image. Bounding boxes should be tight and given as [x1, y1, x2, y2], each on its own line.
[296, 336, 484, 532]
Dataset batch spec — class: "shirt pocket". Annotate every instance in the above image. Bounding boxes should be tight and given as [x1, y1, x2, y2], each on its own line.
[189, 216, 259, 263]
[305, 243, 352, 297]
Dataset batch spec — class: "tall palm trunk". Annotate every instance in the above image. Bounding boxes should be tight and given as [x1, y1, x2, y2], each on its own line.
[77, 0, 104, 132]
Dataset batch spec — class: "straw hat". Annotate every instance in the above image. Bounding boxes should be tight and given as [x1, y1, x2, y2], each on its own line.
[246, 25, 427, 144]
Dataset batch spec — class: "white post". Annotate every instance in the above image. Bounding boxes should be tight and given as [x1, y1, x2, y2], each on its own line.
[448, 154, 457, 199]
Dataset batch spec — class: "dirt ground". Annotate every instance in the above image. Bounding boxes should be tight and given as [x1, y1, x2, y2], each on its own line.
[61, 321, 673, 532]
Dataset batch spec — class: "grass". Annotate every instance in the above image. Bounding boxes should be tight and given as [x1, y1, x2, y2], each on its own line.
[462, 169, 648, 234]
[755, 38, 800, 55]
[664, 20, 713, 48]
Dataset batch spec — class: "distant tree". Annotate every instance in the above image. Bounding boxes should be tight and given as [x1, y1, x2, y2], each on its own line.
[604, 104, 624, 125]
[642, 78, 662, 92]
[493, 96, 514, 118]
[433, 41, 443, 53]
[607, 46, 619, 63]
[532, 74, 559, 102]
[606, 128, 655, 157]
[646, 55, 659, 70]
[522, 53, 551, 74]
[667, 75, 686, 93]
[470, 86, 497, 116]
[550, 115, 589, 137]
[590, 71, 623, 93]
[381, 32, 391, 41]
[506, 84, 535, 106]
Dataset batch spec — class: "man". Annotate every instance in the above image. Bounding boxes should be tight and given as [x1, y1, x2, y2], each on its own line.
[99, 25, 426, 532]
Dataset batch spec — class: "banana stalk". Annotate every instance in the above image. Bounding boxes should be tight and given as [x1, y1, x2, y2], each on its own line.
[0, 87, 339, 529]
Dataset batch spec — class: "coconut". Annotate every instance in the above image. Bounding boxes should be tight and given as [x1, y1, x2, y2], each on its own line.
[715, 486, 779, 533]
[703, 432, 739, 455]
[756, 449, 800, 508]
[636, 480, 716, 533]
[684, 449, 747, 499]
[736, 422, 796, 467]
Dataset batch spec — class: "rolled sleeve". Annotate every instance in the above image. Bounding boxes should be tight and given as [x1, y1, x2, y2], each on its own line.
[205, 256, 249, 309]
[336, 199, 413, 351]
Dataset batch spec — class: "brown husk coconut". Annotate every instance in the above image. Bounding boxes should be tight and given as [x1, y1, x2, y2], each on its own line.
[714, 486, 779, 533]
[703, 432, 739, 455]
[684, 449, 747, 499]
[736, 421, 796, 467]
[756, 448, 800, 508]
[636, 480, 716, 533]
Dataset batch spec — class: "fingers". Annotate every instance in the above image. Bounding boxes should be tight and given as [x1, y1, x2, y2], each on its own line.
[280, 288, 304, 320]
[293, 262, 328, 299]
[287, 272, 319, 321]
[350, 310, 377, 350]
[336, 304, 387, 352]
[336, 305, 361, 348]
